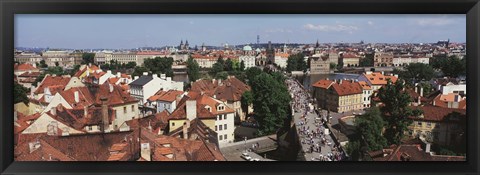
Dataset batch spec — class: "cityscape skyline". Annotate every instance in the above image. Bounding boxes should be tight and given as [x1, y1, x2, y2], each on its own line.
[15, 14, 465, 49]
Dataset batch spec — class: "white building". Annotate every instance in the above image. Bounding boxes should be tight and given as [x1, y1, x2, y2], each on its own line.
[129, 72, 184, 107]
[358, 81, 373, 108]
[440, 83, 466, 95]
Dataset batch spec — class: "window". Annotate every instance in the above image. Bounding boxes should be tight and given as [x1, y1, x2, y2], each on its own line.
[172, 123, 175, 126]
[87, 126, 92, 131]
[224, 124, 227, 130]
[219, 125, 223, 131]
[427, 122, 432, 128]
[219, 135, 223, 140]
[131, 105, 135, 112]
[218, 115, 222, 121]
[417, 122, 422, 126]
[224, 115, 227, 120]
[124, 107, 127, 114]
[224, 134, 227, 140]
[215, 126, 217, 131]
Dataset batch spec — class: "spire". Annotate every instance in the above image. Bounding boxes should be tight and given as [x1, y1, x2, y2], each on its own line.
[316, 39, 319, 48]
[186, 40, 189, 45]
[180, 40, 183, 45]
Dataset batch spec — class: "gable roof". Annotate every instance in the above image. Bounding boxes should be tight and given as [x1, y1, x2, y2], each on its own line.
[190, 76, 250, 102]
[363, 72, 398, 85]
[331, 80, 363, 96]
[34, 75, 71, 94]
[129, 75, 153, 86]
[312, 79, 334, 89]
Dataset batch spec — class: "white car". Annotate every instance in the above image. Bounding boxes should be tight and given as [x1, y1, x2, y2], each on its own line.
[241, 153, 252, 161]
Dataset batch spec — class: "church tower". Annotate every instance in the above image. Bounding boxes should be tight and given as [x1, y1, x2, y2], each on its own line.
[266, 41, 275, 64]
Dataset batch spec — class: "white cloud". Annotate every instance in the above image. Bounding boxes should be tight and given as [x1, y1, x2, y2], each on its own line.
[189, 21, 194, 25]
[303, 23, 359, 32]
[367, 21, 374, 26]
[416, 18, 453, 26]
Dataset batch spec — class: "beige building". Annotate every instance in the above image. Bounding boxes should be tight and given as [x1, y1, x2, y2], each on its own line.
[408, 106, 466, 146]
[312, 79, 363, 113]
[374, 52, 394, 67]
[310, 55, 330, 74]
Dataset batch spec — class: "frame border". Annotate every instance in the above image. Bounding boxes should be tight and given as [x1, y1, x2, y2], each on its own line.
[1, 0, 479, 175]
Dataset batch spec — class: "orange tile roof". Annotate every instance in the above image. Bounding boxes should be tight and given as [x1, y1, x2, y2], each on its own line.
[148, 90, 184, 102]
[411, 105, 466, 122]
[358, 81, 372, 90]
[433, 93, 466, 109]
[312, 79, 334, 89]
[191, 77, 250, 102]
[363, 72, 398, 85]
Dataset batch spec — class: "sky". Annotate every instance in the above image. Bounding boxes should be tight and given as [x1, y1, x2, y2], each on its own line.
[15, 14, 466, 49]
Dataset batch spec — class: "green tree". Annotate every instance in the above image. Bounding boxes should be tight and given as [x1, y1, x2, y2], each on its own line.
[14, 82, 29, 105]
[377, 79, 422, 145]
[359, 53, 374, 67]
[215, 71, 229, 80]
[251, 72, 291, 135]
[355, 107, 387, 151]
[225, 58, 233, 71]
[70, 64, 81, 76]
[82, 53, 96, 64]
[132, 66, 149, 77]
[241, 91, 254, 115]
[345, 140, 361, 161]
[286, 53, 306, 72]
[240, 60, 246, 71]
[126, 62, 137, 69]
[245, 67, 263, 85]
[144, 57, 174, 77]
[441, 56, 466, 77]
[399, 63, 435, 86]
[39, 60, 48, 68]
[186, 56, 200, 82]
[210, 62, 224, 75]
[330, 63, 337, 70]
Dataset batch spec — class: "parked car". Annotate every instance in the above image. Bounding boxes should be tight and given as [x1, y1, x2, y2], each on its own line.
[241, 152, 252, 161]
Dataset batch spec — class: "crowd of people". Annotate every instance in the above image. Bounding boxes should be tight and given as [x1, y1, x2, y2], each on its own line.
[286, 78, 346, 161]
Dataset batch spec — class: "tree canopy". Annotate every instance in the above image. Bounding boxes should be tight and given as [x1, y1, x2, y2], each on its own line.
[250, 72, 291, 136]
[377, 79, 422, 145]
[14, 82, 29, 105]
[398, 63, 435, 86]
[286, 53, 307, 73]
[186, 56, 200, 82]
[355, 107, 387, 151]
[82, 53, 95, 64]
[143, 57, 174, 77]
[431, 55, 466, 78]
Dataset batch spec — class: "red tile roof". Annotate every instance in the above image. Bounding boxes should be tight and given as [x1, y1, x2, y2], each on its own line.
[14, 63, 39, 71]
[34, 75, 71, 94]
[191, 76, 250, 102]
[331, 80, 362, 96]
[148, 90, 184, 102]
[411, 105, 466, 122]
[368, 144, 465, 161]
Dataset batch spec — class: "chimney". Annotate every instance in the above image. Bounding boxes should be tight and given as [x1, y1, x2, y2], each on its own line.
[326, 78, 329, 80]
[28, 140, 41, 153]
[100, 97, 109, 132]
[109, 84, 114, 93]
[141, 143, 151, 161]
[32, 63, 37, 68]
[183, 122, 189, 140]
[107, 70, 112, 75]
[143, 72, 148, 76]
[381, 71, 384, 75]
[50, 107, 57, 116]
[74, 91, 79, 103]
[425, 143, 431, 153]
[339, 79, 343, 84]
[84, 106, 88, 117]
[161, 74, 166, 79]
[417, 96, 421, 105]
[186, 100, 197, 121]
[419, 87, 424, 97]
[134, 76, 139, 80]
[116, 72, 121, 77]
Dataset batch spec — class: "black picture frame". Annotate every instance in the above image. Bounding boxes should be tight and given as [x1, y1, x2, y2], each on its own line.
[1, 0, 479, 175]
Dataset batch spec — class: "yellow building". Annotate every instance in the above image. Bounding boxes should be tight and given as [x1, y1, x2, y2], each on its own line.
[313, 79, 363, 113]
[408, 106, 466, 146]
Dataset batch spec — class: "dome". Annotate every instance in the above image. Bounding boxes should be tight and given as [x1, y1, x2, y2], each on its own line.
[243, 45, 252, 51]
[255, 48, 261, 52]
